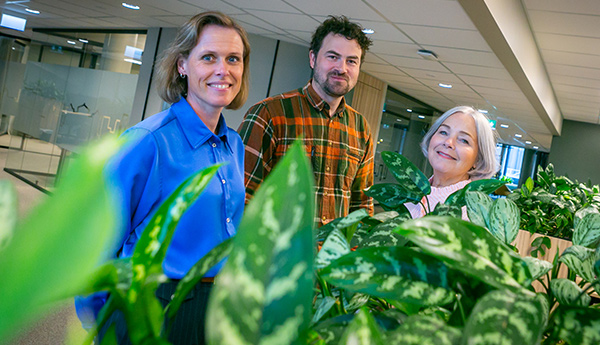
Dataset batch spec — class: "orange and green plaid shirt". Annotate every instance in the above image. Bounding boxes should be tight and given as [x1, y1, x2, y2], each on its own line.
[238, 81, 374, 226]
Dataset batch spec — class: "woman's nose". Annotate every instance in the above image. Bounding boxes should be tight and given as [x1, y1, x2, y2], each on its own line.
[215, 60, 228, 75]
[443, 137, 455, 148]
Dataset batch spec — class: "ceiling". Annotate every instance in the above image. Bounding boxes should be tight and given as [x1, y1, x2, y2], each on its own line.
[1, 0, 599, 152]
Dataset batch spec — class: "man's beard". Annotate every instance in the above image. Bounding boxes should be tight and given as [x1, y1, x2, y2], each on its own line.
[314, 70, 351, 98]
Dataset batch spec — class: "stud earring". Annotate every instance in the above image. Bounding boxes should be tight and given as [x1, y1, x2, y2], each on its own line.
[179, 73, 186, 79]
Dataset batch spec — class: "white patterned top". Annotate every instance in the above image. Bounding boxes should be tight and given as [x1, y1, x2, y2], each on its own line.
[405, 177, 471, 220]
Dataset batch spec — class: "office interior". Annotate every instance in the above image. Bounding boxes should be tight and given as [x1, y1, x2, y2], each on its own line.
[1, 0, 599, 343]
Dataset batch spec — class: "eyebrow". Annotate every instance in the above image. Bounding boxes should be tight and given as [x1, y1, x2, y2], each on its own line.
[324, 50, 360, 61]
[439, 124, 475, 139]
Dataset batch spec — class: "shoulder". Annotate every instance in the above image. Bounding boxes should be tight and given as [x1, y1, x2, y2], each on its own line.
[131, 108, 177, 133]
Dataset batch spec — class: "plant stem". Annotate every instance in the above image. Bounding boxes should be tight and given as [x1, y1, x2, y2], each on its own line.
[456, 294, 467, 324]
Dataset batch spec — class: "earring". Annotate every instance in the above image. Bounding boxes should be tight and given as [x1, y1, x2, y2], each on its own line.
[179, 73, 186, 79]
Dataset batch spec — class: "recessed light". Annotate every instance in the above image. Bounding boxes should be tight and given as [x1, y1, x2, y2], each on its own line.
[500, 124, 509, 128]
[438, 83, 452, 88]
[407, 109, 412, 112]
[396, 119, 402, 122]
[533, 146, 539, 149]
[122, 2, 140, 10]
[362, 28, 375, 34]
[418, 115, 425, 119]
[124, 58, 142, 65]
[478, 109, 488, 114]
[417, 49, 438, 61]
[525, 141, 532, 144]
[79, 38, 88, 43]
[25, 8, 40, 15]
[67, 40, 76, 45]
[515, 134, 522, 138]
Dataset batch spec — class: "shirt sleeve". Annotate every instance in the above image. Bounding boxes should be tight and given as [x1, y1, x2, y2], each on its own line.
[237, 102, 277, 204]
[349, 128, 374, 215]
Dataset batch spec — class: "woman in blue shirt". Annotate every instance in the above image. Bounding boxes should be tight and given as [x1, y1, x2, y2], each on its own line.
[83, 11, 249, 344]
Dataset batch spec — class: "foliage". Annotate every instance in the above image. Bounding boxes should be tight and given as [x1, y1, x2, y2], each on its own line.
[508, 163, 600, 240]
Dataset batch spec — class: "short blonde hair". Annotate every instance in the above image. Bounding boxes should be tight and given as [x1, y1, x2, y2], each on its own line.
[421, 106, 499, 180]
[155, 11, 250, 110]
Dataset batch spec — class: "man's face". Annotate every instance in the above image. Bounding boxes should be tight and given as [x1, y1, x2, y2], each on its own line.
[310, 33, 362, 100]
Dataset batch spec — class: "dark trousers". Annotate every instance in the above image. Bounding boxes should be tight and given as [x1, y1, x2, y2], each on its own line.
[97, 281, 213, 345]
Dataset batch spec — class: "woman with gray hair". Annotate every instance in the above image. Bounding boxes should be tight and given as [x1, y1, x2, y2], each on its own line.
[406, 106, 500, 219]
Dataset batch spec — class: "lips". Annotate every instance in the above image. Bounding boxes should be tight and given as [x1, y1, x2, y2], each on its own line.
[207, 82, 232, 89]
[437, 150, 456, 160]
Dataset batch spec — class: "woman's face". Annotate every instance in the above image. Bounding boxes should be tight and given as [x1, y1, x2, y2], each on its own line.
[427, 112, 479, 184]
[177, 25, 244, 116]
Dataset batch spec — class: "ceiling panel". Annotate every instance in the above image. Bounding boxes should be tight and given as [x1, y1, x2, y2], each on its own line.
[286, 0, 383, 21]
[366, 0, 476, 29]
[398, 25, 490, 51]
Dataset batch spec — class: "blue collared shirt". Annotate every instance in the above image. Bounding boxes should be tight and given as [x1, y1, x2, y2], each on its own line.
[106, 97, 245, 278]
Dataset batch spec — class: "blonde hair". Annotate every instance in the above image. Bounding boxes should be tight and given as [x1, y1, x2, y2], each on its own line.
[155, 11, 250, 109]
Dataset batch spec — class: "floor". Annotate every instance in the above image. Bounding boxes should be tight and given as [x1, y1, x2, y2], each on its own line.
[1, 134, 88, 345]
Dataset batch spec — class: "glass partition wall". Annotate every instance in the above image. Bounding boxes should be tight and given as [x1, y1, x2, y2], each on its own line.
[0, 29, 146, 192]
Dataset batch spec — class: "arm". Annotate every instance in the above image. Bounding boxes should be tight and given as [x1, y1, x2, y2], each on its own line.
[237, 102, 277, 204]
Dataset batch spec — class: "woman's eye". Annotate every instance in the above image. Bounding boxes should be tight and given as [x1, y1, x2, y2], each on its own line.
[438, 130, 447, 135]
[201, 55, 214, 61]
[459, 138, 470, 145]
[228, 56, 240, 63]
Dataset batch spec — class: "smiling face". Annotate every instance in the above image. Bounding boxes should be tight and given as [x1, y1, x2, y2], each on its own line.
[427, 111, 479, 186]
[309, 33, 362, 103]
[177, 24, 244, 117]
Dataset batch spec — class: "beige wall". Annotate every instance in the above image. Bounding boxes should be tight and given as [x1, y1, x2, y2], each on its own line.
[351, 72, 387, 150]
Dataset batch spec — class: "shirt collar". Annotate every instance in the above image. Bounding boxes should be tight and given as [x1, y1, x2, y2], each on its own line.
[303, 80, 347, 118]
[171, 98, 233, 153]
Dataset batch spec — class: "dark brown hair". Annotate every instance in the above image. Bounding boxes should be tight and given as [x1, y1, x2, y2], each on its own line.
[309, 15, 372, 62]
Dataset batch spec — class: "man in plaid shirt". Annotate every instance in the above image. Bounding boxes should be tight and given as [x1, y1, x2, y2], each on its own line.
[238, 15, 374, 226]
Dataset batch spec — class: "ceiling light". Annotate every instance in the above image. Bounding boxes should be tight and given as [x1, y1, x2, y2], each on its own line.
[500, 124, 509, 128]
[438, 83, 452, 88]
[79, 38, 88, 43]
[407, 109, 412, 112]
[417, 49, 438, 61]
[0, 13, 26, 31]
[525, 141, 532, 144]
[515, 134, 522, 138]
[67, 40, 76, 45]
[533, 146, 539, 149]
[124, 58, 142, 65]
[25, 8, 40, 15]
[418, 115, 425, 119]
[122, 2, 140, 10]
[478, 109, 488, 114]
[362, 28, 375, 34]
[396, 119, 402, 122]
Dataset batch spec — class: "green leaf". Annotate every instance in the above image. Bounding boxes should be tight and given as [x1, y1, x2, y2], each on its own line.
[573, 212, 600, 248]
[465, 191, 492, 228]
[312, 314, 353, 345]
[206, 141, 315, 345]
[358, 215, 411, 249]
[0, 180, 16, 251]
[523, 257, 553, 283]
[338, 308, 385, 345]
[525, 177, 534, 193]
[445, 179, 504, 207]
[429, 203, 461, 218]
[384, 315, 461, 345]
[0, 136, 121, 342]
[395, 216, 532, 293]
[312, 296, 337, 325]
[559, 245, 596, 283]
[550, 279, 591, 307]
[337, 208, 369, 243]
[316, 229, 351, 270]
[167, 237, 233, 319]
[381, 151, 430, 196]
[462, 290, 545, 345]
[488, 198, 520, 244]
[320, 246, 455, 306]
[553, 307, 600, 345]
[345, 293, 371, 313]
[364, 183, 421, 205]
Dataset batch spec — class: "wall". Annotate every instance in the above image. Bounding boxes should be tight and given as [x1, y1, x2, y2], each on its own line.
[548, 119, 600, 184]
[352, 72, 387, 151]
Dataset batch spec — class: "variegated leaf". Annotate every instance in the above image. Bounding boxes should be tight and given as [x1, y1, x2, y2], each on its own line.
[523, 257, 553, 282]
[315, 229, 351, 269]
[550, 279, 591, 307]
[536, 293, 550, 328]
[384, 315, 461, 345]
[559, 245, 596, 283]
[337, 208, 370, 229]
[381, 151, 430, 196]
[488, 198, 520, 244]
[338, 308, 384, 345]
[167, 238, 233, 319]
[445, 179, 504, 207]
[463, 290, 545, 345]
[311, 296, 336, 325]
[312, 314, 353, 345]
[345, 293, 371, 312]
[573, 212, 600, 248]
[574, 207, 599, 229]
[358, 215, 411, 249]
[553, 307, 600, 345]
[465, 191, 492, 228]
[320, 246, 455, 306]
[395, 216, 532, 293]
[0, 180, 16, 250]
[350, 224, 375, 248]
[429, 203, 461, 218]
[370, 211, 400, 223]
[206, 141, 315, 345]
[364, 183, 421, 205]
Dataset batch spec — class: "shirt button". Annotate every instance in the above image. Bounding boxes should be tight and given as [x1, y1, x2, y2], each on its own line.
[221, 179, 226, 184]
[212, 142, 217, 148]
[324, 191, 328, 196]
[321, 216, 327, 222]
[226, 218, 231, 223]
[326, 166, 330, 172]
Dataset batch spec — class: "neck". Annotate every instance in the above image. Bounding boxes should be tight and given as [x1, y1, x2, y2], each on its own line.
[431, 173, 470, 188]
[312, 82, 344, 116]
[186, 98, 222, 133]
